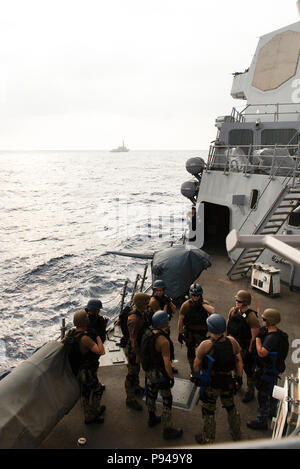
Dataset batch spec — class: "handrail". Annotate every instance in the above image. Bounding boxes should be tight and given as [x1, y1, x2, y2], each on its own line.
[206, 143, 300, 182]
[233, 102, 300, 122]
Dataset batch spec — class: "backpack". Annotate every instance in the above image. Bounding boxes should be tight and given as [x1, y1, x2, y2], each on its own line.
[140, 328, 158, 372]
[119, 306, 132, 347]
[62, 329, 85, 376]
[140, 328, 174, 372]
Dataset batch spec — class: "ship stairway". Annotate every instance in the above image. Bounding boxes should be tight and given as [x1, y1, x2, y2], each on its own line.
[227, 185, 300, 280]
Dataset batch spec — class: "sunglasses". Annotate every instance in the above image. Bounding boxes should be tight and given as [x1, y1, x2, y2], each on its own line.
[235, 299, 243, 303]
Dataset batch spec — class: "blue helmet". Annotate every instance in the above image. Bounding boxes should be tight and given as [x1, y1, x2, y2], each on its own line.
[206, 314, 226, 334]
[152, 310, 169, 328]
[86, 299, 103, 312]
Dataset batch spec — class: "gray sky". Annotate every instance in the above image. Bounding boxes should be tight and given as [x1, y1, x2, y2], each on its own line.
[0, 0, 298, 150]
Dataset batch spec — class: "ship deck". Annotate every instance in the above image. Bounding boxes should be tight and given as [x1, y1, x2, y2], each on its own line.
[39, 249, 300, 450]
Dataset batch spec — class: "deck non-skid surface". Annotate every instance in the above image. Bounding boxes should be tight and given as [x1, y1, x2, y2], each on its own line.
[40, 250, 299, 449]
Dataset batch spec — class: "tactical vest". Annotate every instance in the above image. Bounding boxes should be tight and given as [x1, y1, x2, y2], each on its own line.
[210, 336, 236, 373]
[64, 329, 99, 376]
[152, 295, 173, 318]
[183, 299, 208, 329]
[227, 308, 256, 348]
[153, 295, 166, 309]
[87, 313, 107, 343]
[151, 329, 175, 372]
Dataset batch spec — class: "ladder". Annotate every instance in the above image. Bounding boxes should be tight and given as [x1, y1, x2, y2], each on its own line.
[227, 185, 300, 280]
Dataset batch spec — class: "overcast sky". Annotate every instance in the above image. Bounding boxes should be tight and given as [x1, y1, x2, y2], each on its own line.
[0, 0, 299, 150]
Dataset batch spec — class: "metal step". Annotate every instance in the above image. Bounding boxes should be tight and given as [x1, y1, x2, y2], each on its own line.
[227, 184, 300, 280]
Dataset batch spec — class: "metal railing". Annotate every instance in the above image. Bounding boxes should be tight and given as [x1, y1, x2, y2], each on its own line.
[233, 103, 300, 122]
[206, 143, 300, 183]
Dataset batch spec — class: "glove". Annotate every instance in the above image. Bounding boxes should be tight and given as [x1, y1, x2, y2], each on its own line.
[169, 378, 175, 388]
[178, 333, 184, 344]
[234, 376, 243, 392]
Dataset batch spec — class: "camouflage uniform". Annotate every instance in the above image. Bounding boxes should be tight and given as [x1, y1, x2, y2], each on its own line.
[201, 380, 241, 443]
[195, 333, 242, 444]
[78, 365, 104, 423]
[146, 369, 173, 429]
[125, 344, 141, 401]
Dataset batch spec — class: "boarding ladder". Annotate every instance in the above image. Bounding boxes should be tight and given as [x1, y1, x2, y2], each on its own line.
[227, 185, 300, 280]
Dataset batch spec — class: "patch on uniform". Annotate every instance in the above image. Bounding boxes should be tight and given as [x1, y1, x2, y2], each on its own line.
[145, 378, 197, 410]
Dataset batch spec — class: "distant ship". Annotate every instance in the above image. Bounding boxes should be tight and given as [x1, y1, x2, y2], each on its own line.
[110, 140, 129, 152]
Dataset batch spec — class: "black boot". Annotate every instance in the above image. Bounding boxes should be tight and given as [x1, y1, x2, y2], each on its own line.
[163, 427, 183, 440]
[148, 412, 161, 428]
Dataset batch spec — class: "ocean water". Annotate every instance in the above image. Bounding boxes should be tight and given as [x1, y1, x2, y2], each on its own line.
[0, 149, 206, 373]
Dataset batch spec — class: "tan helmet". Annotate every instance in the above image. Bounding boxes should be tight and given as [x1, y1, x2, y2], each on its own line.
[73, 309, 89, 328]
[235, 290, 251, 306]
[133, 292, 150, 309]
[262, 308, 281, 326]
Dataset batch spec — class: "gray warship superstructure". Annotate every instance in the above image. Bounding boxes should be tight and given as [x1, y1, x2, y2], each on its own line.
[181, 14, 300, 291]
[2, 6, 300, 452]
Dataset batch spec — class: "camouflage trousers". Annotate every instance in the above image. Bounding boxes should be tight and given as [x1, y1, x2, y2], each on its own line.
[200, 384, 241, 444]
[125, 353, 141, 402]
[231, 348, 256, 395]
[145, 369, 173, 429]
[78, 366, 104, 423]
[184, 330, 207, 373]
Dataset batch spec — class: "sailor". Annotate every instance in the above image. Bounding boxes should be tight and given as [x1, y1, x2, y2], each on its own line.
[149, 280, 178, 374]
[226, 290, 260, 403]
[85, 299, 108, 345]
[69, 309, 106, 424]
[178, 283, 215, 378]
[125, 292, 150, 411]
[145, 310, 183, 440]
[149, 280, 177, 321]
[85, 298, 108, 391]
[193, 314, 242, 445]
[247, 308, 289, 431]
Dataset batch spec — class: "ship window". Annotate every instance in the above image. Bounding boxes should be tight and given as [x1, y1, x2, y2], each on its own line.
[261, 129, 298, 146]
[288, 209, 300, 228]
[250, 189, 259, 210]
[229, 129, 253, 146]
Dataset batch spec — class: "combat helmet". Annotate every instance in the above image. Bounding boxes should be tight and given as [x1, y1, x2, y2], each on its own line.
[152, 310, 169, 329]
[206, 314, 226, 334]
[189, 283, 203, 296]
[73, 309, 89, 328]
[86, 299, 103, 312]
[153, 279, 166, 290]
[235, 290, 251, 306]
[133, 292, 151, 309]
[262, 308, 281, 326]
